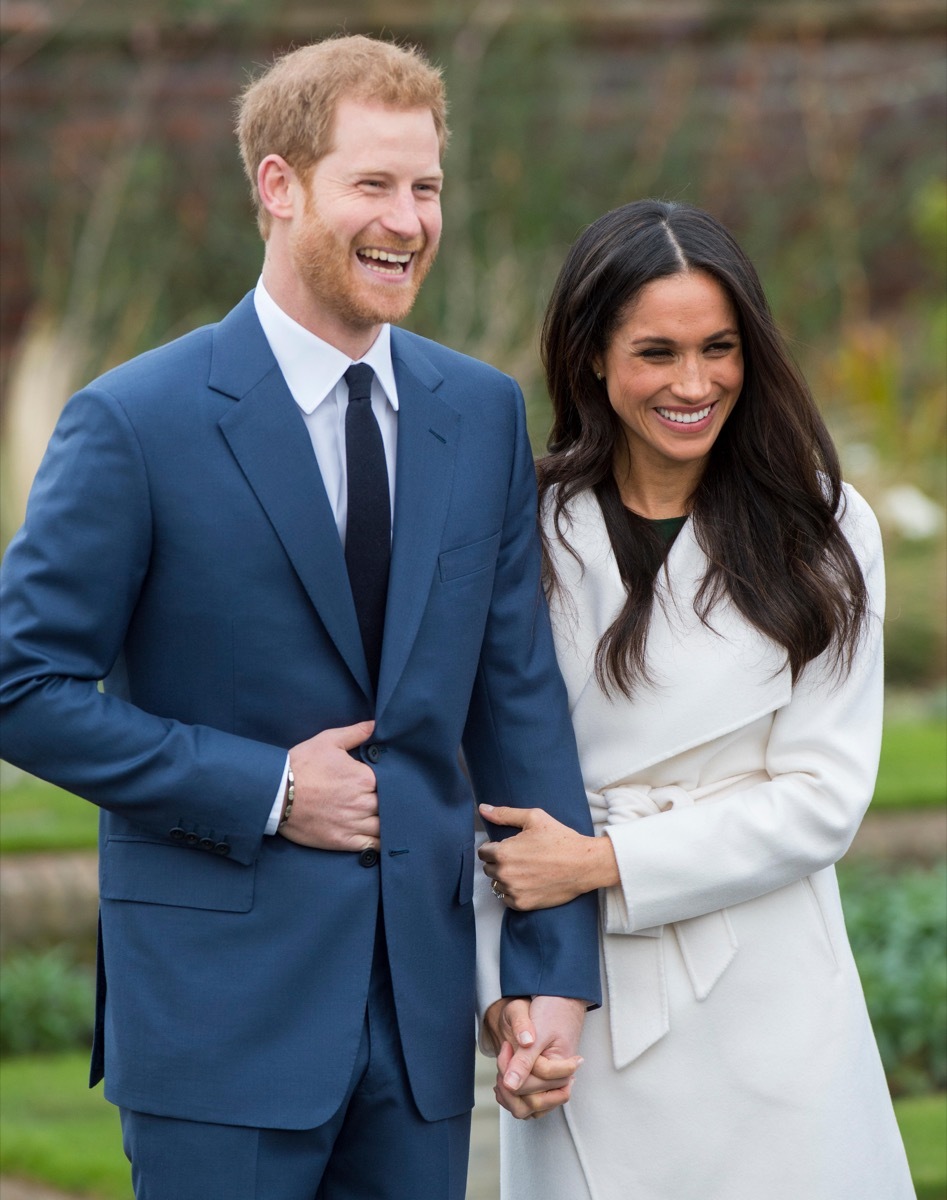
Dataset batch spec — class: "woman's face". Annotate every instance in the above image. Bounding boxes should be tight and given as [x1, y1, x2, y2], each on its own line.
[594, 270, 744, 487]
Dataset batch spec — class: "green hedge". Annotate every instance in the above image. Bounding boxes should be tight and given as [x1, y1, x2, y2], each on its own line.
[839, 861, 947, 1096]
[0, 948, 95, 1056]
[2, 865, 944, 1100]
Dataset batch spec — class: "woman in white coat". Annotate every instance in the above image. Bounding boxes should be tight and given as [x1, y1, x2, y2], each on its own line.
[475, 200, 913, 1199]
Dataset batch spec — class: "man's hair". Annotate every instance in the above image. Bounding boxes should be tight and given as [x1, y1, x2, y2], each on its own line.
[236, 34, 449, 237]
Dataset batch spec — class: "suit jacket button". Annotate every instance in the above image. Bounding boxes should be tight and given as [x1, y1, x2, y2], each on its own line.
[366, 744, 381, 763]
[169, 827, 186, 841]
[184, 832, 199, 845]
[198, 837, 215, 850]
[358, 848, 379, 868]
[213, 842, 231, 856]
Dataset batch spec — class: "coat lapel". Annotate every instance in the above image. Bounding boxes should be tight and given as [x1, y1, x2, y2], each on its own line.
[212, 295, 371, 697]
[376, 331, 460, 717]
[547, 489, 791, 787]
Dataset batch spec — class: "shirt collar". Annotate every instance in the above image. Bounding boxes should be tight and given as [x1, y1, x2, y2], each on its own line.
[253, 278, 399, 414]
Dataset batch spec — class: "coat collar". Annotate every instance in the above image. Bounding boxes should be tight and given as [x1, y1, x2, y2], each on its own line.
[546, 489, 791, 788]
[212, 297, 460, 713]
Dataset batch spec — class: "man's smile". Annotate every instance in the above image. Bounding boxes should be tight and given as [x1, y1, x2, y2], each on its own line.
[356, 247, 416, 275]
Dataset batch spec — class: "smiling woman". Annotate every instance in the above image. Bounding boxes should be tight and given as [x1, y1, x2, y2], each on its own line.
[593, 270, 744, 513]
[475, 199, 915, 1200]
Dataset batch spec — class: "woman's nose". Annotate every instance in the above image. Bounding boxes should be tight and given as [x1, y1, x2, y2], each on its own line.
[670, 356, 712, 402]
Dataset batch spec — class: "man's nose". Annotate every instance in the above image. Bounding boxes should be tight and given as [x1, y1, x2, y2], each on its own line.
[380, 188, 423, 240]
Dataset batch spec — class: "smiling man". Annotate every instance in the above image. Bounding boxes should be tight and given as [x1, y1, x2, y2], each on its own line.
[0, 34, 600, 1200]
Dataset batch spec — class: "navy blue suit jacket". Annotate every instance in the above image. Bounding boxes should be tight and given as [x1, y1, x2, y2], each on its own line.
[0, 293, 600, 1128]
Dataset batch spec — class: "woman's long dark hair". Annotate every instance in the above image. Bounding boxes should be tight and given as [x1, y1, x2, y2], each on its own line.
[539, 199, 869, 697]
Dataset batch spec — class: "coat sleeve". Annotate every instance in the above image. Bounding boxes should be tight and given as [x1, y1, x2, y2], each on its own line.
[0, 386, 285, 865]
[463, 377, 601, 1008]
[602, 486, 886, 933]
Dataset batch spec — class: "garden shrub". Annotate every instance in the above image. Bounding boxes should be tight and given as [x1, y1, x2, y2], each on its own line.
[0, 868, 943, 1094]
[840, 861, 947, 1096]
[0, 947, 95, 1055]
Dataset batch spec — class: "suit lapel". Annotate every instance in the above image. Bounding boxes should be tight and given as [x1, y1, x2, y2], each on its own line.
[376, 331, 460, 717]
[212, 295, 371, 697]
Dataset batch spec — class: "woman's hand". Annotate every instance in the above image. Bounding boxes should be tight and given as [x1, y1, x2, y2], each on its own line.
[478, 803, 619, 909]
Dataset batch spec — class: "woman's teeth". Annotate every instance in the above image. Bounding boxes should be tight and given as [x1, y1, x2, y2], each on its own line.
[656, 404, 713, 424]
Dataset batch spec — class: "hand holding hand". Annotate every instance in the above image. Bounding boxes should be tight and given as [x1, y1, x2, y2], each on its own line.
[478, 803, 617, 909]
[484, 995, 586, 1120]
[279, 721, 380, 851]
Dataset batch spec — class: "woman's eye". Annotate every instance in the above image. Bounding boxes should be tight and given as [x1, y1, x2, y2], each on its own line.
[707, 341, 736, 354]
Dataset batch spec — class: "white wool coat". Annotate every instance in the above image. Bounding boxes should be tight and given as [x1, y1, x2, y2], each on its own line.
[475, 483, 914, 1200]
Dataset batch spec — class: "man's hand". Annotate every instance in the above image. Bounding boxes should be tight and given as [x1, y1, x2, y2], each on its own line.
[484, 995, 587, 1120]
[279, 721, 380, 851]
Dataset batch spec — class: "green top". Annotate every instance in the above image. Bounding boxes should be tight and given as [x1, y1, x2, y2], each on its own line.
[646, 515, 687, 545]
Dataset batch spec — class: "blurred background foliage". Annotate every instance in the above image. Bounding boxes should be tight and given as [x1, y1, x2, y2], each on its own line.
[0, 0, 945, 684]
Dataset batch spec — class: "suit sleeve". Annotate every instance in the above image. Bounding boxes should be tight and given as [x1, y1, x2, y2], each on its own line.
[602, 487, 886, 932]
[0, 386, 284, 865]
[462, 378, 601, 1007]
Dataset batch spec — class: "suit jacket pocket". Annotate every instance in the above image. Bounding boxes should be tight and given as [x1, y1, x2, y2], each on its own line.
[457, 838, 476, 906]
[101, 835, 255, 912]
[439, 532, 501, 583]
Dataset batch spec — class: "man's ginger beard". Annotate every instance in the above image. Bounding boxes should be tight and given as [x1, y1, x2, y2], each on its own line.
[290, 189, 438, 330]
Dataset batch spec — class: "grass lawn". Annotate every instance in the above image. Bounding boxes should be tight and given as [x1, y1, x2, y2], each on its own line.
[899, 1093, 947, 1200]
[871, 718, 947, 810]
[0, 1053, 944, 1197]
[0, 770, 99, 854]
[0, 1052, 128, 1198]
[1, 711, 944, 854]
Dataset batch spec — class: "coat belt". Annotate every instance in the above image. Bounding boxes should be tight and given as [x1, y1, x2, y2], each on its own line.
[588, 774, 766, 1069]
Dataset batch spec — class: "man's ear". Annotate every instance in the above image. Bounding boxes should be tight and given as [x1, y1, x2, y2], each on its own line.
[257, 155, 298, 223]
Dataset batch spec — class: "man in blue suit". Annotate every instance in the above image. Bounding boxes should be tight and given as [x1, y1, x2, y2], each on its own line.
[0, 35, 600, 1198]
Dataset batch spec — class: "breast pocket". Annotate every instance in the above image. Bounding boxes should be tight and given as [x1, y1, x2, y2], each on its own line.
[438, 532, 501, 584]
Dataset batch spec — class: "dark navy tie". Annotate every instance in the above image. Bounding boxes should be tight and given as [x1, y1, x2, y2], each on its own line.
[344, 363, 390, 693]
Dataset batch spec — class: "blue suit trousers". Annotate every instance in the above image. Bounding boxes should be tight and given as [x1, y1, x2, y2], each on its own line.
[120, 910, 471, 1199]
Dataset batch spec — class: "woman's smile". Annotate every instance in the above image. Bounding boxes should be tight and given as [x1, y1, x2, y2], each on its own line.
[594, 269, 744, 502]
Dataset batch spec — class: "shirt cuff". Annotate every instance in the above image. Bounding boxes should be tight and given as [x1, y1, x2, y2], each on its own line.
[264, 756, 291, 836]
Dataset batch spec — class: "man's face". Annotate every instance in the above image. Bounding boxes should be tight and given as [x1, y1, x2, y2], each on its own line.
[289, 97, 443, 338]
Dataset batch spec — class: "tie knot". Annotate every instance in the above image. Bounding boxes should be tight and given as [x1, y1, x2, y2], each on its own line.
[345, 363, 375, 404]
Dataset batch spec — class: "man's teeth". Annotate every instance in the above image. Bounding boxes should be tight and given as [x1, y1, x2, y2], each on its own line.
[656, 404, 713, 424]
[359, 249, 412, 263]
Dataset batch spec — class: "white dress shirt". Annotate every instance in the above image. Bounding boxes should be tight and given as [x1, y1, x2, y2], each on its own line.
[253, 279, 400, 832]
